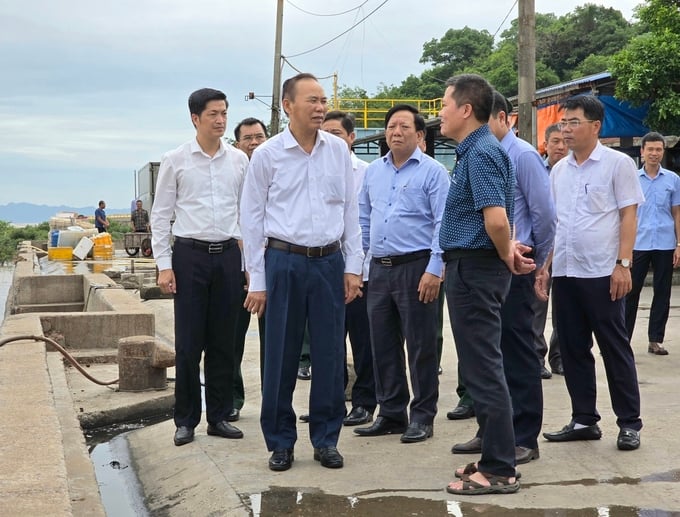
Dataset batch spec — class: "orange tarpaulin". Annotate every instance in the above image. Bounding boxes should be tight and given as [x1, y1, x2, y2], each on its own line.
[508, 104, 563, 155]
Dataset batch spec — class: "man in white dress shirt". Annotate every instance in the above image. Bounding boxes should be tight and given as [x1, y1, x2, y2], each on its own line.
[152, 88, 248, 447]
[539, 95, 644, 451]
[240, 73, 363, 471]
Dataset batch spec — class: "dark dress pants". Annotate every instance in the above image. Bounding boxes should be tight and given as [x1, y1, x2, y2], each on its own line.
[625, 249, 674, 343]
[499, 273, 543, 449]
[553, 276, 642, 431]
[260, 248, 346, 451]
[172, 240, 241, 428]
[233, 272, 249, 410]
[445, 256, 515, 478]
[367, 256, 439, 425]
[345, 282, 376, 412]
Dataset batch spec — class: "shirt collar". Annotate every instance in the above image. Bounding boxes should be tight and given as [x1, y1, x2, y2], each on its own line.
[639, 166, 666, 177]
[456, 124, 492, 159]
[282, 125, 325, 151]
[382, 146, 423, 168]
[566, 140, 604, 166]
[190, 137, 225, 158]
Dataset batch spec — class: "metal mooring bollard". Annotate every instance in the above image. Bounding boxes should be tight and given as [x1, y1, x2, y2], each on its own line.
[117, 335, 175, 391]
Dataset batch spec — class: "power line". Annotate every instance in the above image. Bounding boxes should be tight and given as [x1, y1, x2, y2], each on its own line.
[286, 0, 390, 58]
[281, 56, 335, 80]
[286, 0, 370, 17]
[492, 0, 518, 40]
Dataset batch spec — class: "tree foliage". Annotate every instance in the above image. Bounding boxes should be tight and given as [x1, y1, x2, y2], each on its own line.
[341, 3, 639, 106]
[611, 0, 680, 133]
[0, 221, 49, 265]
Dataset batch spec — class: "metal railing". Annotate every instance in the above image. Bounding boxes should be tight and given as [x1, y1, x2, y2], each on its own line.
[333, 98, 442, 129]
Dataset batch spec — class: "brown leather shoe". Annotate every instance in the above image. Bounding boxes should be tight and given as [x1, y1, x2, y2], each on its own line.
[648, 342, 669, 355]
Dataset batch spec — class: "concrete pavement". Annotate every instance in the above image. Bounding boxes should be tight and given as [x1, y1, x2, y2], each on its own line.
[2, 254, 680, 515]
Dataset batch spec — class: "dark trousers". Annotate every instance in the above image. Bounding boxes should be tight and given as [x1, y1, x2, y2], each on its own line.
[234, 272, 268, 406]
[533, 270, 562, 369]
[553, 276, 642, 431]
[260, 248, 346, 451]
[345, 282, 376, 412]
[172, 240, 241, 428]
[367, 257, 439, 425]
[498, 273, 543, 449]
[625, 249, 674, 343]
[445, 256, 515, 477]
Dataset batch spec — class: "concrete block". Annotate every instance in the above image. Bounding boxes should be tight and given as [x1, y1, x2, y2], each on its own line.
[117, 335, 175, 391]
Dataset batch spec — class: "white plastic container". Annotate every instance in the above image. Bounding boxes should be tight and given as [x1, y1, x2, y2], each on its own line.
[72, 237, 94, 260]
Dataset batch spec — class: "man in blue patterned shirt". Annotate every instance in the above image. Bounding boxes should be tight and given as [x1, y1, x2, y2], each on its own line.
[439, 74, 534, 496]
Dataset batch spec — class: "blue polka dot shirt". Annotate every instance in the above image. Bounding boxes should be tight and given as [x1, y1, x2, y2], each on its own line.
[439, 124, 515, 250]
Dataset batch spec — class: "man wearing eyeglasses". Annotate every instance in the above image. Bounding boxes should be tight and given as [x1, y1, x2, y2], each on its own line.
[538, 95, 645, 452]
[235, 117, 268, 159]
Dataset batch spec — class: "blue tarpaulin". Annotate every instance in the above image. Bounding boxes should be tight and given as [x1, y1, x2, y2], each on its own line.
[597, 96, 650, 138]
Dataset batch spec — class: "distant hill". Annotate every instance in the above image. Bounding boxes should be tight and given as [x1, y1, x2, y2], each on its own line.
[0, 203, 131, 225]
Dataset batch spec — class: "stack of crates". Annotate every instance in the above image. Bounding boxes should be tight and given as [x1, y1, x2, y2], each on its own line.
[92, 232, 114, 260]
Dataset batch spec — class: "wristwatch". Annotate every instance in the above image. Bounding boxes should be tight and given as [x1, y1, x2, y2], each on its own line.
[616, 258, 631, 268]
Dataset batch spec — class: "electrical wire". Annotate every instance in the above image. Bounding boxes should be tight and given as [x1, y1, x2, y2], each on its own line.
[286, 0, 390, 58]
[492, 0, 519, 39]
[281, 56, 336, 80]
[286, 0, 370, 17]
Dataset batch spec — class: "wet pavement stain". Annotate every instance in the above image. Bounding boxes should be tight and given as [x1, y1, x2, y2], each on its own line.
[245, 488, 680, 516]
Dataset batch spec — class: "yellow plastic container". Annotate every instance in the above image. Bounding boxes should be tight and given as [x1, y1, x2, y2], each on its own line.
[93, 244, 114, 260]
[47, 247, 73, 261]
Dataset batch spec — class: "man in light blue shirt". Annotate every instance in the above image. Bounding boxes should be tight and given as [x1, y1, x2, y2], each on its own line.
[625, 131, 680, 355]
[355, 104, 450, 443]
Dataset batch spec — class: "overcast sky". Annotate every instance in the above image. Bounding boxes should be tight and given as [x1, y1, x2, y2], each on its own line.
[1, 0, 640, 209]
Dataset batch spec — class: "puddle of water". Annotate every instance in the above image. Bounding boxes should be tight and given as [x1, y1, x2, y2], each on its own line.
[38, 250, 157, 276]
[246, 488, 680, 516]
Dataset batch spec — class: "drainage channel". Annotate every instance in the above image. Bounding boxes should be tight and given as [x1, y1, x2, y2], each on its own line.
[86, 412, 172, 516]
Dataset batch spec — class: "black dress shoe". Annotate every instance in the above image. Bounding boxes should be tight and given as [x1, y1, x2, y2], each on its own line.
[400, 422, 433, 443]
[353, 416, 407, 436]
[313, 446, 344, 468]
[173, 426, 194, 446]
[227, 408, 240, 422]
[543, 421, 601, 442]
[297, 365, 311, 380]
[344, 406, 373, 426]
[617, 428, 640, 450]
[207, 420, 244, 439]
[541, 366, 553, 379]
[269, 448, 294, 471]
[551, 363, 564, 375]
[451, 436, 482, 454]
[446, 404, 475, 420]
[299, 414, 310, 423]
[515, 446, 540, 464]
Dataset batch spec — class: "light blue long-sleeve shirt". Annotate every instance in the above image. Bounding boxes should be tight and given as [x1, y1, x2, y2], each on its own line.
[501, 131, 556, 269]
[359, 147, 450, 277]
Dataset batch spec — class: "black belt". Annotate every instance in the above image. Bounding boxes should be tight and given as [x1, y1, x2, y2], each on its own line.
[373, 249, 430, 267]
[267, 237, 340, 258]
[443, 248, 498, 262]
[174, 236, 237, 254]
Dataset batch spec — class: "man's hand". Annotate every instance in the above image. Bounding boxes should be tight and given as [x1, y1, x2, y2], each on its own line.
[417, 272, 441, 303]
[158, 269, 176, 294]
[344, 273, 363, 304]
[534, 267, 550, 301]
[610, 265, 632, 301]
[674, 247, 680, 268]
[244, 291, 267, 318]
[502, 241, 536, 275]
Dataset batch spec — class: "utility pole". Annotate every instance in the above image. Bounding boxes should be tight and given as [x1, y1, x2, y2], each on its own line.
[517, 0, 536, 145]
[270, 0, 284, 135]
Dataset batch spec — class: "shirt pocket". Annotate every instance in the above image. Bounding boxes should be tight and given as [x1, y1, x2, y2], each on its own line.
[585, 184, 613, 213]
[654, 187, 673, 207]
[320, 174, 345, 205]
[400, 186, 428, 214]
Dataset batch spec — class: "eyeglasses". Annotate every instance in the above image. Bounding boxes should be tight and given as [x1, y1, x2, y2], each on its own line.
[557, 119, 596, 130]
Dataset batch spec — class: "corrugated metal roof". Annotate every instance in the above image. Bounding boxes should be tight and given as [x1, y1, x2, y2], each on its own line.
[535, 71, 612, 97]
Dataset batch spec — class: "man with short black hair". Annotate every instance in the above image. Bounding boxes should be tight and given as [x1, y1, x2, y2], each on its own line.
[624, 131, 680, 356]
[234, 118, 268, 159]
[130, 200, 150, 232]
[152, 87, 248, 447]
[540, 95, 644, 451]
[95, 200, 109, 233]
[355, 104, 449, 444]
[241, 73, 363, 472]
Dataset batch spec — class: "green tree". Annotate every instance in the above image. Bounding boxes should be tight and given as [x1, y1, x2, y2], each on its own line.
[611, 0, 680, 133]
[0, 220, 50, 265]
[420, 26, 494, 74]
